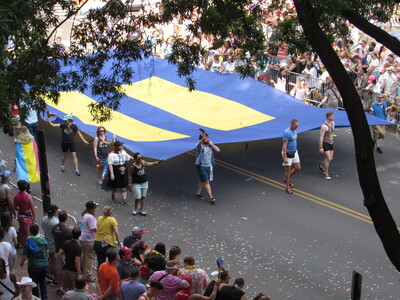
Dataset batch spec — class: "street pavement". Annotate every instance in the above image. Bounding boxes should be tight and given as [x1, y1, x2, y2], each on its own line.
[2, 119, 399, 299]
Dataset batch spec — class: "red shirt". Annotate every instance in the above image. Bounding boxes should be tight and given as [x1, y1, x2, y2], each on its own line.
[97, 262, 120, 296]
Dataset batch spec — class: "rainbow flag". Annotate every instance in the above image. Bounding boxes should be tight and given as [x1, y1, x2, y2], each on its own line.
[15, 140, 40, 183]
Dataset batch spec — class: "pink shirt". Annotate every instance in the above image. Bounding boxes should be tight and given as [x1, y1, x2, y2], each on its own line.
[150, 271, 185, 300]
[14, 192, 30, 213]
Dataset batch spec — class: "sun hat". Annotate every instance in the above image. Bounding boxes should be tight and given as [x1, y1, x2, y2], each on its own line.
[17, 277, 37, 287]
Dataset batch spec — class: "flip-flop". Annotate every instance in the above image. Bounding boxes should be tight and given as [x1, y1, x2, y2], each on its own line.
[283, 178, 294, 187]
[285, 188, 294, 194]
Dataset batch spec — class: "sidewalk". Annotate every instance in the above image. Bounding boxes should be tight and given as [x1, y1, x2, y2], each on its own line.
[14, 247, 99, 299]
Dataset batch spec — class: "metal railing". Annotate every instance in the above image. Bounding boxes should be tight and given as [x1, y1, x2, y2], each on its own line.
[9, 182, 77, 232]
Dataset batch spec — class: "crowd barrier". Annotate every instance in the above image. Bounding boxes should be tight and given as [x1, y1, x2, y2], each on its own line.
[9, 182, 77, 231]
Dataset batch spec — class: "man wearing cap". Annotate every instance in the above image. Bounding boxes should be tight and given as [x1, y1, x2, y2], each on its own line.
[47, 114, 89, 176]
[149, 261, 189, 300]
[117, 246, 134, 281]
[41, 204, 59, 286]
[15, 277, 40, 300]
[382, 66, 398, 102]
[79, 201, 98, 283]
[96, 248, 120, 300]
[370, 94, 389, 153]
[58, 226, 82, 291]
[123, 226, 144, 248]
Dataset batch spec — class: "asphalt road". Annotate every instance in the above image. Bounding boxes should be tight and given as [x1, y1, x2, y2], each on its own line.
[1, 119, 399, 299]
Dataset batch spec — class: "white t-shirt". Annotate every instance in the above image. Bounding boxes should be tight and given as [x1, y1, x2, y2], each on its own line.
[0, 241, 12, 270]
[79, 213, 97, 242]
[107, 150, 130, 165]
[4, 227, 17, 256]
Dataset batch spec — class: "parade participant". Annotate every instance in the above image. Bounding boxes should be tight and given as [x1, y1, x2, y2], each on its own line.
[149, 261, 189, 300]
[47, 114, 89, 176]
[138, 281, 163, 300]
[318, 112, 335, 180]
[179, 257, 209, 294]
[107, 141, 133, 204]
[195, 131, 220, 204]
[20, 224, 48, 300]
[79, 201, 98, 282]
[93, 126, 111, 184]
[0, 258, 19, 300]
[370, 94, 389, 153]
[41, 204, 59, 285]
[93, 206, 121, 267]
[15, 277, 40, 300]
[58, 226, 82, 291]
[282, 119, 301, 194]
[120, 266, 147, 300]
[123, 226, 145, 248]
[318, 82, 341, 110]
[13, 180, 35, 247]
[96, 248, 120, 300]
[129, 152, 161, 216]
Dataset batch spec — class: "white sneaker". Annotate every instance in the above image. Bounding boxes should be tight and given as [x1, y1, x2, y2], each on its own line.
[132, 209, 138, 215]
[324, 175, 331, 180]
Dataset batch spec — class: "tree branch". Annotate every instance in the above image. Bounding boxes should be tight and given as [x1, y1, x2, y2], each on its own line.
[342, 10, 400, 56]
[293, 0, 400, 271]
[46, 0, 90, 44]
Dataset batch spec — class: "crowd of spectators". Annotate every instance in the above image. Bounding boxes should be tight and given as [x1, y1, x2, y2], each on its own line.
[0, 176, 272, 299]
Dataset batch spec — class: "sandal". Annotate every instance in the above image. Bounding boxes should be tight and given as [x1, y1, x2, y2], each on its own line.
[283, 179, 294, 187]
[285, 188, 294, 194]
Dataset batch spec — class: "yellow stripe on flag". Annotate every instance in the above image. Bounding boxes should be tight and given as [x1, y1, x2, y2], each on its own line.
[122, 77, 275, 131]
[22, 142, 40, 183]
[51, 92, 189, 142]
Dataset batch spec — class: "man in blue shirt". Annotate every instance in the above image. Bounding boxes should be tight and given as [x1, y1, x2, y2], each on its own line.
[370, 94, 388, 153]
[120, 267, 146, 300]
[282, 119, 301, 194]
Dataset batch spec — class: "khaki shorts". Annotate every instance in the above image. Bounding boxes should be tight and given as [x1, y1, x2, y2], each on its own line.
[64, 269, 77, 291]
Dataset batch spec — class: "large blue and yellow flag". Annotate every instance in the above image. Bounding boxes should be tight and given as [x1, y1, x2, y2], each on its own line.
[46, 56, 389, 159]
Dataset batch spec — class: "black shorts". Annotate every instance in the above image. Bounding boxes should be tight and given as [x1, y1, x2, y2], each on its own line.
[322, 142, 333, 151]
[61, 142, 76, 153]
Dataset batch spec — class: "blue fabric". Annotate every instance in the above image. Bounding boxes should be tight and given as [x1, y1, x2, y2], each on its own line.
[283, 128, 297, 152]
[45, 54, 391, 160]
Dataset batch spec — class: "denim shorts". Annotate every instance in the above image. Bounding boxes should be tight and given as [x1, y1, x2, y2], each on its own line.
[196, 165, 211, 182]
[132, 181, 149, 199]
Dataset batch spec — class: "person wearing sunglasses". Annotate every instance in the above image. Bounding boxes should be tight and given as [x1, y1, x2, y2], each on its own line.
[93, 126, 112, 184]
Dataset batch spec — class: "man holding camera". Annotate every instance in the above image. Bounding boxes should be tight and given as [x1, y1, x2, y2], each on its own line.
[194, 132, 220, 204]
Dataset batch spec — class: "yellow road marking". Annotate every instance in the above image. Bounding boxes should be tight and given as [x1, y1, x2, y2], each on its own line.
[188, 152, 399, 228]
[122, 77, 275, 131]
[49, 91, 189, 142]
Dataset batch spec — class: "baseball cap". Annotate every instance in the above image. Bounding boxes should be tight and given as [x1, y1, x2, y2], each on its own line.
[132, 226, 146, 235]
[387, 66, 395, 71]
[63, 114, 74, 121]
[85, 201, 99, 209]
[47, 204, 59, 214]
[368, 75, 376, 83]
[114, 141, 124, 147]
[0, 170, 11, 179]
[120, 246, 133, 254]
